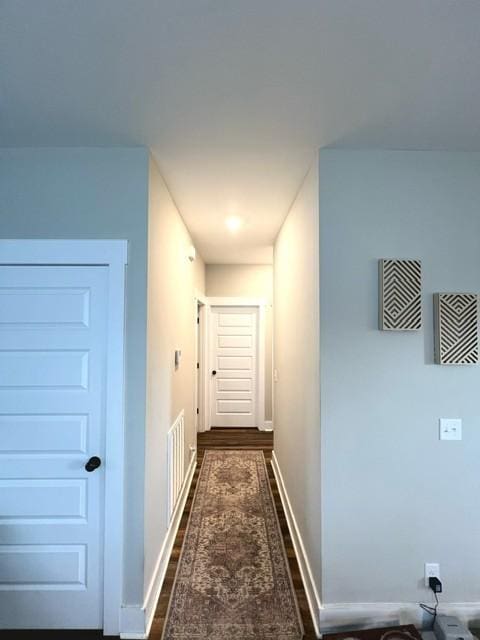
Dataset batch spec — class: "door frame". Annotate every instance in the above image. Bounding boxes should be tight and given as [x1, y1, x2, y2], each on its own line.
[0, 239, 127, 636]
[204, 297, 267, 431]
[194, 291, 208, 433]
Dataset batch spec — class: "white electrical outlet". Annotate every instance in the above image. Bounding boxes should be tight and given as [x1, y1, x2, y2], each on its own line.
[425, 562, 440, 587]
[439, 418, 462, 441]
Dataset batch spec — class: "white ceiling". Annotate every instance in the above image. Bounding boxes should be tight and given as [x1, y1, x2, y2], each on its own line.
[2, 1, 480, 263]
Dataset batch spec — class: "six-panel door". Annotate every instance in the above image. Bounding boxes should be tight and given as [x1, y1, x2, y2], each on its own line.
[0, 266, 107, 629]
[209, 306, 258, 427]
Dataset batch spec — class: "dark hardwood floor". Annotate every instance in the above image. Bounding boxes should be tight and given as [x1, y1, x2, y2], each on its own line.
[197, 426, 274, 451]
[149, 427, 317, 639]
[1, 428, 316, 640]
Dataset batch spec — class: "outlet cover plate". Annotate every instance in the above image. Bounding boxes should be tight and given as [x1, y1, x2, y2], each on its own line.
[425, 562, 440, 587]
[439, 418, 462, 441]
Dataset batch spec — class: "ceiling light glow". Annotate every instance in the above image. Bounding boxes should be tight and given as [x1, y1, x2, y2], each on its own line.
[225, 216, 243, 232]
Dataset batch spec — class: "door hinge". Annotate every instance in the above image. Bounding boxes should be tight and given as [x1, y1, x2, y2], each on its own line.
[197, 362, 200, 369]
[196, 408, 199, 415]
[197, 317, 200, 324]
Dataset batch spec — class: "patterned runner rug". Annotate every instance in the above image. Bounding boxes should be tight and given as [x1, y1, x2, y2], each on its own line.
[161, 450, 304, 640]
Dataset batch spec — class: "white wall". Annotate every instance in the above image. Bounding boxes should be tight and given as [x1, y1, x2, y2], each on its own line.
[205, 264, 273, 422]
[320, 150, 480, 608]
[144, 156, 205, 597]
[0, 147, 149, 605]
[273, 160, 321, 591]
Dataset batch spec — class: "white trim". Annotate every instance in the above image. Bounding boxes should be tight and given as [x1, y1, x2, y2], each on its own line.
[119, 607, 147, 640]
[207, 296, 266, 307]
[198, 304, 207, 432]
[194, 292, 208, 433]
[120, 451, 197, 639]
[0, 238, 128, 266]
[143, 450, 197, 637]
[202, 303, 211, 432]
[271, 451, 322, 638]
[194, 298, 199, 432]
[263, 420, 274, 431]
[0, 239, 127, 637]
[257, 303, 266, 429]
[319, 602, 480, 634]
[204, 297, 267, 430]
[167, 410, 185, 522]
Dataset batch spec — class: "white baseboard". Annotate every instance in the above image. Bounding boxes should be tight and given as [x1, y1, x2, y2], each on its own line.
[320, 602, 480, 634]
[120, 451, 197, 639]
[271, 451, 322, 638]
[262, 420, 273, 431]
[119, 605, 146, 640]
[143, 451, 197, 635]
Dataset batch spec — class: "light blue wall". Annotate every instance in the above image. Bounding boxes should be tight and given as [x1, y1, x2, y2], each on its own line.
[0, 147, 149, 604]
[320, 150, 480, 603]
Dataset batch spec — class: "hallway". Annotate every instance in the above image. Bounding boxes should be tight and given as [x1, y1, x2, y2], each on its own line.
[0, 430, 313, 640]
[149, 429, 317, 639]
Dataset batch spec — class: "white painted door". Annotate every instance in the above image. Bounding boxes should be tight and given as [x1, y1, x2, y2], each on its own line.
[0, 266, 108, 629]
[209, 306, 258, 427]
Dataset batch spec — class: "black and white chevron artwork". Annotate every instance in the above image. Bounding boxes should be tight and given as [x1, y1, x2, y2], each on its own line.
[379, 259, 422, 330]
[434, 293, 479, 365]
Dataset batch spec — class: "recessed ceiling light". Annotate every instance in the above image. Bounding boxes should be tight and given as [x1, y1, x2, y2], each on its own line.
[225, 216, 243, 232]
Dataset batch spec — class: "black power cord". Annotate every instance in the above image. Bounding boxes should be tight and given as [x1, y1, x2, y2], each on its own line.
[419, 577, 442, 629]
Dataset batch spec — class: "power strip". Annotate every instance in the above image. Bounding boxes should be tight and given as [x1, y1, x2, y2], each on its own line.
[434, 615, 474, 640]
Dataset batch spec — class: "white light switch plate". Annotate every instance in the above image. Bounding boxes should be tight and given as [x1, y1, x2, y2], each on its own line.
[439, 418, 462, 441]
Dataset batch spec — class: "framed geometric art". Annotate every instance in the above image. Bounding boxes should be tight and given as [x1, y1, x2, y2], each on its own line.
[434, 293, 479, 365]
[379, 259, 422, 331]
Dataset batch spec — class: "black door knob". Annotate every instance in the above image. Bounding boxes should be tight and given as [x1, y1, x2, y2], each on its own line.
[85, 456, 102, 472]
[212, 370, 217, 376]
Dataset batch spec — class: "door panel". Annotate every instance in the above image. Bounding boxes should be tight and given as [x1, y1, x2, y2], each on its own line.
[217, 313, 252, 327]
[0, 479, 87, 522]
[217, 399, 253, 413]
[0, 287, 90, 327]
[210, 306, 258, 427]
[218, 335, 251, 348]
[0, 350, 89, 388]
[217, 378, 252, 392]
[0, 545, 87, 589]
[0, 266, 107, 629]
[218, 356, 252, 369]
[0, 414, 88, 454]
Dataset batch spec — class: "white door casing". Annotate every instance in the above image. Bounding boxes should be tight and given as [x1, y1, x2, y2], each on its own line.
[0, 240, 126, 636]
[209, 304, 264, 428]
[194, 300, 202, 433]
[194, 292, 208, 434]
